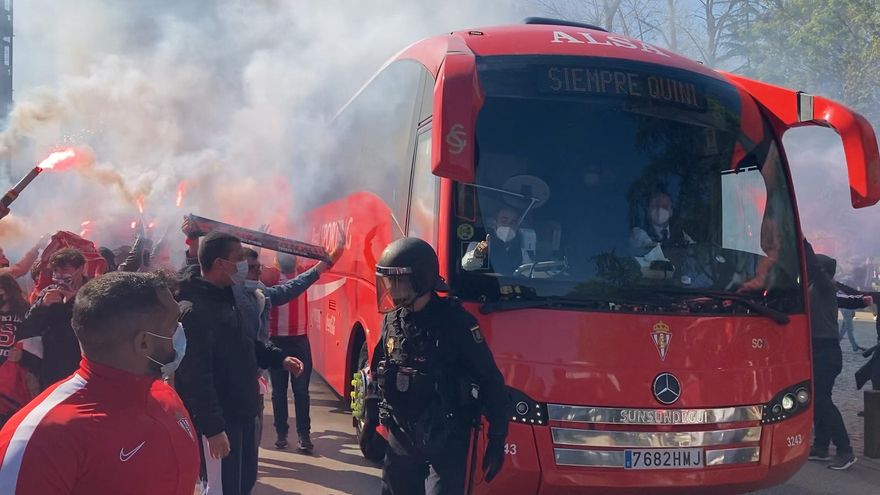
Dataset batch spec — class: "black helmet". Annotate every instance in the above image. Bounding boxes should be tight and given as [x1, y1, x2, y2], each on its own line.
[375, 237, 449, 313]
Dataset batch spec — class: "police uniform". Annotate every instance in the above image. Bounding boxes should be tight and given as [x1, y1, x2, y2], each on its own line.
[371, 294, 508, 495]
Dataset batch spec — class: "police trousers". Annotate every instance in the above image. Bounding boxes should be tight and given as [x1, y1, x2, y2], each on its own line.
[381, 426, 471, 495]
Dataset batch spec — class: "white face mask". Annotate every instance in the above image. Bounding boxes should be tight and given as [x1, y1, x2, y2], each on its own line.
[229, 260, 249, 285]
[146, 323, 187, 379]
[495, 226, 516, 243]
[651, 207, 671, 226]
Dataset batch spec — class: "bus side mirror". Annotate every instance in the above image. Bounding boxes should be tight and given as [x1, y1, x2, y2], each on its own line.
[431, 52, 483, 183]
[723, 73, 880, 208]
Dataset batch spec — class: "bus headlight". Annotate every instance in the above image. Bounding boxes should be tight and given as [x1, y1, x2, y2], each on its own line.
[762, 381, 810, 424]
[508, 387, 547, 426]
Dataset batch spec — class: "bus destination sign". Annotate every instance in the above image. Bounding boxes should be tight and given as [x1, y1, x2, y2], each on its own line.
[541, 66, 707, 111]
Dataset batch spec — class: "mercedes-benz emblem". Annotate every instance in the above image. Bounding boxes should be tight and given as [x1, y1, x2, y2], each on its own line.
[653, 373, 681, 405]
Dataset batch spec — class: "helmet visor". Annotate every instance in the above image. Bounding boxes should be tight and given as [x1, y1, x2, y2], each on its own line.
[376, 266, 418, 313]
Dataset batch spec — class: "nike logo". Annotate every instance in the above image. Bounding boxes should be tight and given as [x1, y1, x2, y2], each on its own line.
[119, 441, 146, 462]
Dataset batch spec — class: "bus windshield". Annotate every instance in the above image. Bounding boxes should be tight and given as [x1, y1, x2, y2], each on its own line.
[451, 55, 803, 314]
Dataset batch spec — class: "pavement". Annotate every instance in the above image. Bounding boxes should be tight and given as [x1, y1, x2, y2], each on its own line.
[254, 377, 382, 495]
[252, 313, 880, 494]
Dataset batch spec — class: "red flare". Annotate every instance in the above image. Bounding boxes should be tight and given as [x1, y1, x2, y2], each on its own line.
[131, 221, 137, 229]
[136, 197, 145, 214]
[37, 148, 77, 171]
[148, 222, 155, 229]
[176, 181, 186, 208]
[80, 220, 91, 227]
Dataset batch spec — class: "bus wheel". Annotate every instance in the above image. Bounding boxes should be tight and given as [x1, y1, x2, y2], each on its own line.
[351, 342, 386, 463]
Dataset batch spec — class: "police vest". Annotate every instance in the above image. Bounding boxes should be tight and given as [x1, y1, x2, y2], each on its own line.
[376, 303, 480, 429]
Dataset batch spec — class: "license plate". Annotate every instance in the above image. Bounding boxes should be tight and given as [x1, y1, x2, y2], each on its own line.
[624, 448, 704, 469]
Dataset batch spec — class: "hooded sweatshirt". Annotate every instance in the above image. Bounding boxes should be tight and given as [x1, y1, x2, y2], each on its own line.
[804, 241, 867, 342]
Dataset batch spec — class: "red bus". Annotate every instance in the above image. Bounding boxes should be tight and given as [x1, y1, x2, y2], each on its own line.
[301, 18, 880, 495]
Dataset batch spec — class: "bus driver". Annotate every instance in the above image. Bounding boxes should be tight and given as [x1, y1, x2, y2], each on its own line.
[461, 207, 533, 275]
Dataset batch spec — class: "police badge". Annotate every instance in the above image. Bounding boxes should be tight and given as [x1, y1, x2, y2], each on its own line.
[470, 325, 484, 343]
[396, 372, 410, 392]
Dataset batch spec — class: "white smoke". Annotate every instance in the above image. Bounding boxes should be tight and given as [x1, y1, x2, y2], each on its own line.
[784, 127, 880, 272]
[1, 0, 525, 262]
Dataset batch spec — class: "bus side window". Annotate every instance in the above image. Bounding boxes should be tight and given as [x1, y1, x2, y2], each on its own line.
[408, 130, 438, 245]
[329, 60, 425, 234]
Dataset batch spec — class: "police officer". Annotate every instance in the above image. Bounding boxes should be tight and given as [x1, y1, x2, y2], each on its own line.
[369, 237, 509, 495]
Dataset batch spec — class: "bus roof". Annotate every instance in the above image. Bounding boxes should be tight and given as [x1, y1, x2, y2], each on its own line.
[397, 22, 724, 81]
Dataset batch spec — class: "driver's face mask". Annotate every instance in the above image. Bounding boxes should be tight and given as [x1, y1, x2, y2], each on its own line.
[495, 226, 517, 243]
[650, 207, 671, 226]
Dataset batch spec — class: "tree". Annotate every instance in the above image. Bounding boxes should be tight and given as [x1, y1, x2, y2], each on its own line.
[532, 0, 624, 31]
[679, 0, 751, 68]
[531, 0, 751, 65]
[532, 0, 664, 41]
[737, 0, 880, 121]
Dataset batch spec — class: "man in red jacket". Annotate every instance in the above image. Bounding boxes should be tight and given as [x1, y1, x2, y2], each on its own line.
[0, 271, 199, 494]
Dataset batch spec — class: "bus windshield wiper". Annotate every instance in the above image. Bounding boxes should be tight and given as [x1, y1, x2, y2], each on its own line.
[650, 288, 790, 325]
[479, 296, 618, 314]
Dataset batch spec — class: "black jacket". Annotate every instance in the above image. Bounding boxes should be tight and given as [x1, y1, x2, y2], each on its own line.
[371, 295, 509, 440]
[804, 241, 867, 341]
[17, 290, 81, 390]
[175, 272, 286, 438]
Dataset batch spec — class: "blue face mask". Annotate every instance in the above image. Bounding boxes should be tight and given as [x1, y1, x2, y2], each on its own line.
[146, 323, 187, 378]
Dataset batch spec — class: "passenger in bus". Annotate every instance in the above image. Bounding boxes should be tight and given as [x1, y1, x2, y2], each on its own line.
[461, 206, 533, 274]
[629, 191, 694, 256]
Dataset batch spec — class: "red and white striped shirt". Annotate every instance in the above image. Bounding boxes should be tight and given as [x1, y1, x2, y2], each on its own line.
[0, 359, 199, 495]
[262, 268, 309, 338]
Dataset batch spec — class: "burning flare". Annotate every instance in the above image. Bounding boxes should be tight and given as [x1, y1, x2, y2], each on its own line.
[176, 181, 186, 208]
[1, 147, 81, 207]
[37, 149, 77, 171]
[79, 219, 92, 239]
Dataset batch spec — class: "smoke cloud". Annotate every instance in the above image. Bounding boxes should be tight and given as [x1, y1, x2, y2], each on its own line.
[1, 0, 523, 263]
[784, 127, 880, 274]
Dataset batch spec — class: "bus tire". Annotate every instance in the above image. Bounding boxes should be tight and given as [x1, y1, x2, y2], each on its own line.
[353, 341, 386, 463]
